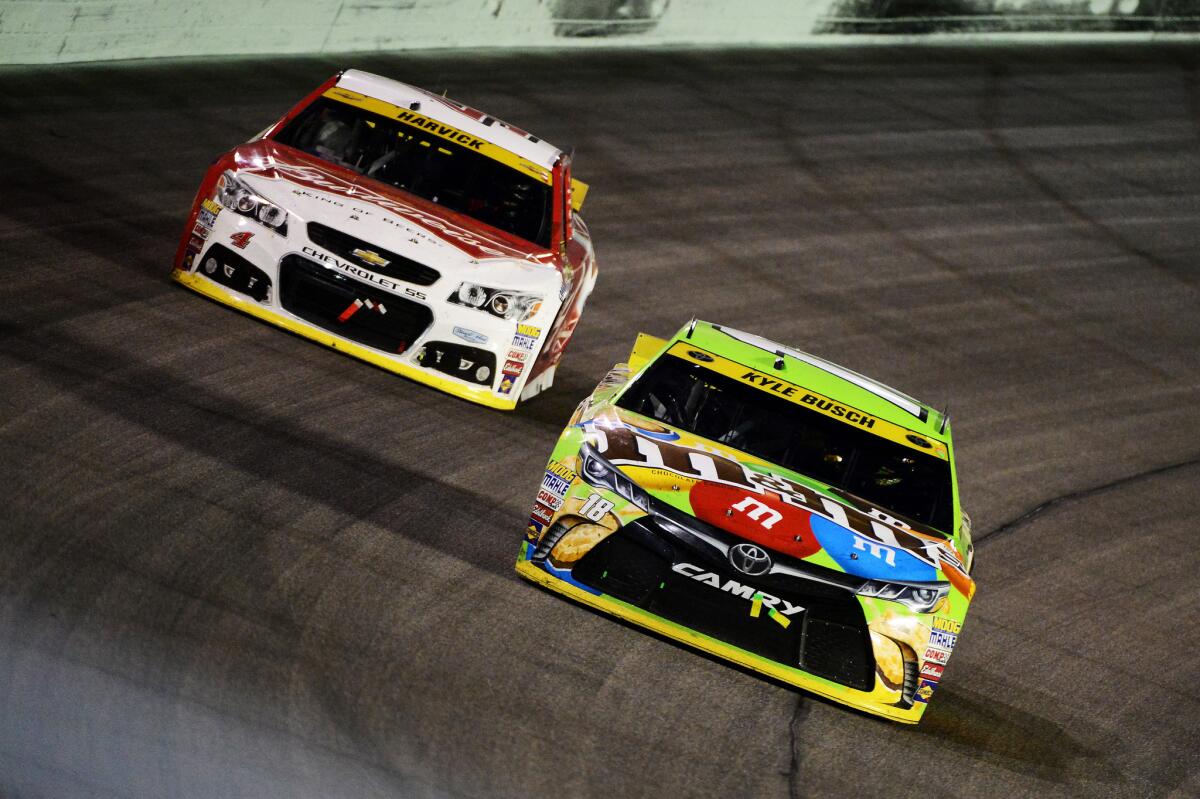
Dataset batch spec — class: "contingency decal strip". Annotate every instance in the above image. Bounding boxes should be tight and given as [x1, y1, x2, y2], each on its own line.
[666, 342, 948, 459]
[323, 88, 553, 185]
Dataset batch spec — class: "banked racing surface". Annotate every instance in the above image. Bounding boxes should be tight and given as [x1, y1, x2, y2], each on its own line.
[1, 45, 1199, 799]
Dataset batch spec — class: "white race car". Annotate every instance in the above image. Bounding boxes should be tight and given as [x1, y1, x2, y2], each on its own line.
[172, 69, 597, 410]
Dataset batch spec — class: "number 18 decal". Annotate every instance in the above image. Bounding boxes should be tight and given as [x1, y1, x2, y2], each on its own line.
[579, 493, 615, 522]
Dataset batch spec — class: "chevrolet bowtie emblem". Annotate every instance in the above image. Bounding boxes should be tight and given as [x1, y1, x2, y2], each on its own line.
[351, 248, 390, 268]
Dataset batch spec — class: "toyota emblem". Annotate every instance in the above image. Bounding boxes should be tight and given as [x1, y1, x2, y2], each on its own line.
[729, 542, 771, 576]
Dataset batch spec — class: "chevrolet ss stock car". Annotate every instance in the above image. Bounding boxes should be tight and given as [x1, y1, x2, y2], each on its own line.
[516, 320, 975, 723]
[173, 69, 597, 409]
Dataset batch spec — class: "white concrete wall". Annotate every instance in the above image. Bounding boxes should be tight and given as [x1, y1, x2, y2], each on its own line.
[2, 0, 1196, 66]
[0, 0, 836, 65]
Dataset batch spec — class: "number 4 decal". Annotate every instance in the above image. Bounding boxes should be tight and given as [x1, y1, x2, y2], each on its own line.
[579, 493, 615, 522]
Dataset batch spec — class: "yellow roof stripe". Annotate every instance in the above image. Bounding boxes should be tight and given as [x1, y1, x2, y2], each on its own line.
[666, 342, 948, 459]
[323, 87, 553, 185]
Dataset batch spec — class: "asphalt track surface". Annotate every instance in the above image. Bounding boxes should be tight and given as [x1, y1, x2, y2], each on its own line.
[2, 44, 1199, 799]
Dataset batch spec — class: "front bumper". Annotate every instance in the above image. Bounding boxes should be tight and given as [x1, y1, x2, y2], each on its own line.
[516, 535, 927, 723]
[175, 209, 557, 410]
[174, 267, 519, 409]
[516, 449, 958, 723]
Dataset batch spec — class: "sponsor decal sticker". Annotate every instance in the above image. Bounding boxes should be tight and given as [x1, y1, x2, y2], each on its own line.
[530, 503, 554, 525]
[920, 662, 945, 682]
[928, 629, 958, 652]
[686, 350, 714, 362]
[923, 647, 950, 666]
[536, 488, 563, 511]
[540, 470, 572, 499]
[191, 223, 211, 241]
[499, 371, 519, 395]
[914, 679, 939, 704]
[505, 348, 528, 363]
[452, 326, 488, 345]
[932, 617, 962, 634]
[511, 334, 537, 351]
[547, 460, 578, 482]
[503, 359, 525, 374]
[517, 323, 541, 338]
[198, 200, 220, 229]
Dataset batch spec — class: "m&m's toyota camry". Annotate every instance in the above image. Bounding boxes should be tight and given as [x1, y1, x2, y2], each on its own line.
[172, 69, 597, 409]
[516, 321, 975, 723]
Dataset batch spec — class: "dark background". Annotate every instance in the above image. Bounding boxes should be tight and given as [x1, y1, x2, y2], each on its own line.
[818, 1, 1200, 33]
[1, 44, 1198, 798]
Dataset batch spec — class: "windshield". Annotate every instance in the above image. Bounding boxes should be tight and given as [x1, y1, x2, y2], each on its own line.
[616, 353, 954, 532]
[275, 97, 553, 248]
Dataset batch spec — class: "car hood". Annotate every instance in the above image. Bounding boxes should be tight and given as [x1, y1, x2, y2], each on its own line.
[580, 406, 974, 599]
[227, 140, 561, 277]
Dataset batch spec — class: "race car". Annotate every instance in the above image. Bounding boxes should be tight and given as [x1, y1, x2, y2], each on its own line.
[172, 69, 597, 409]
[516, 320, 975, 723]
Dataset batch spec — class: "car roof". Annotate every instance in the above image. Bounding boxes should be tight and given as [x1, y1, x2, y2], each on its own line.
[672, 320, 951, 442]
[336, 69, 565, 171]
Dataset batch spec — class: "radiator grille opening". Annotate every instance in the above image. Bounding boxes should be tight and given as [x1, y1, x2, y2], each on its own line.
[307, 223, 440, 286]
[570, 520, 876, 692]
[279, 255, 432, 354]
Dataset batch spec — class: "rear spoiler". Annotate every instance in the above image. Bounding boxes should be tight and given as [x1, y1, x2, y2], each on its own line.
[627, 332, 667, 371]
[570, 179, 589, 211]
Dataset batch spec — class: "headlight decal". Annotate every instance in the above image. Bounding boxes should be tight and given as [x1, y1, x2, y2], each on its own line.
[856, 579, 949, 614]
[577, 443, 651, 511]
[448, 282, 543, 323]
[215, 170, 288, 235]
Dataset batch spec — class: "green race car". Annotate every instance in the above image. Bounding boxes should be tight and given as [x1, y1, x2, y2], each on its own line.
[515, 320, 975, 723]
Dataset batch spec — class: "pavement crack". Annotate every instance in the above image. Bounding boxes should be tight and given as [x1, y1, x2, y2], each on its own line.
[978, 455, 1200, 546]
[786, 695, 810, 799]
